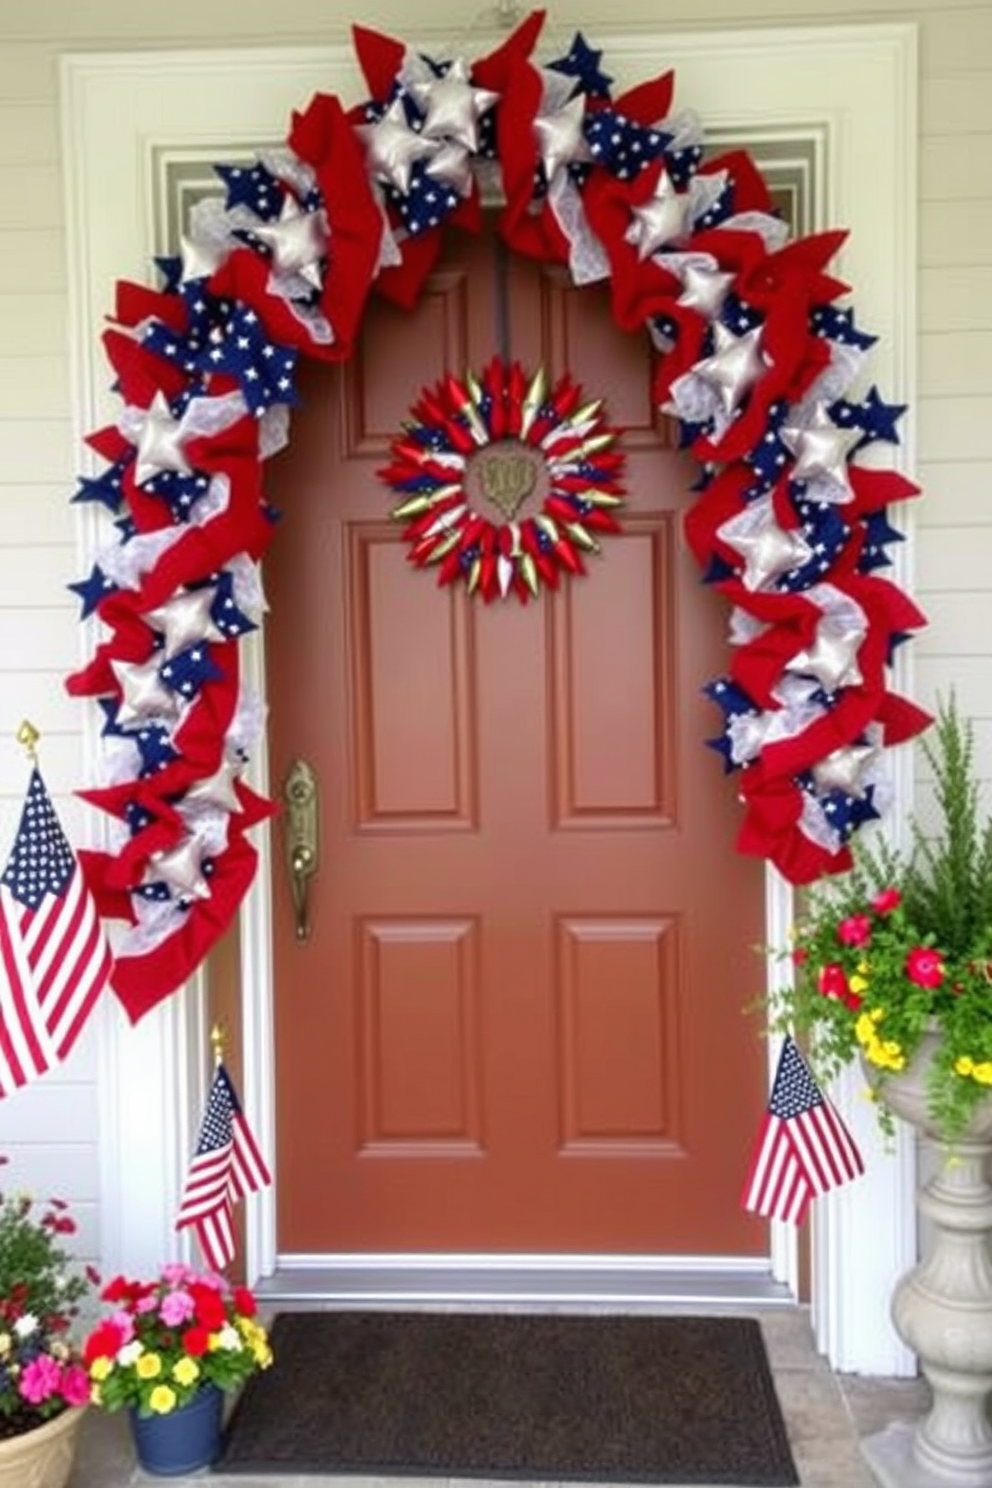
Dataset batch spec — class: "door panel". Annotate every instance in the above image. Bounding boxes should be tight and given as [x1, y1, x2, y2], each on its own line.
[265, 225, 767, 1255]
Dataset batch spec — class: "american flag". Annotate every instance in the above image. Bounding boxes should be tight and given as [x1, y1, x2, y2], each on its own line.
[0, 767, 113, 1097]
[742, 1034, 864, 1224]
[176, 1061, 270, 1271]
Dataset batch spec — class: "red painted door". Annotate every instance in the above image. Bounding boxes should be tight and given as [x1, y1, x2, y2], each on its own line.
[265, 225, 767, 1255]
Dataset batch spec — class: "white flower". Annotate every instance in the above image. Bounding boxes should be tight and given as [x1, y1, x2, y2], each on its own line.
[13, 1313, 39, 1339]
[117, 1340, 144, 1367]
[216, 1323, 241, 1351]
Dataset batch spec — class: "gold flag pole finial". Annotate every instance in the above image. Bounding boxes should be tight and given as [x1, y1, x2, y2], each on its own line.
[16, 720, 40, 762]
[210, 1023, 225, 1068]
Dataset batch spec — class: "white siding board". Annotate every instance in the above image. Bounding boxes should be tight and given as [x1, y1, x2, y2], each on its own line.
[0, 668, 82, 734]
[0, 1138, 99, 1202]
[917, 461, 992, 525]
[920, 200, 992, 266]
[0, 356, 71, 417]
[916, 655, 992, 718]
[917, 395, 992, 460]
[2, 227, 66, 290]
[0, 163, 61, 227]
[919, 331, 992, 395]
[916, 526, 992, 592]
[920, 135, 992, 200]
[0, 419, 77, 480]
[0, 102, 60, 164]
[922, 75, 992, 132]
[920, 267, 992, 331]
[0, 484, 72, 541]
[916, 593, 992, 656]
[0, 295, 70, 356]
[0, 1076, 100, 1141]
[0, 45, 55, 102]
[0, 605, 77, 668]
[0, 542, 77, 605]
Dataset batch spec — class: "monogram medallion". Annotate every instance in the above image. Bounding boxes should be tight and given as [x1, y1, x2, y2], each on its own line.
[465, 440, 547, 520]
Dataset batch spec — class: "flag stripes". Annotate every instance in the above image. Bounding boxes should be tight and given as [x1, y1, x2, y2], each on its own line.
[176, 1062, 271, 1272]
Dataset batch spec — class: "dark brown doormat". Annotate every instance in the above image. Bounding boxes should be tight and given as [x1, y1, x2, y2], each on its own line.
[216, 1310, 799, 1484]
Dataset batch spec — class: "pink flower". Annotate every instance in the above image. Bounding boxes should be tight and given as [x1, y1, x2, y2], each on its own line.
[818, 963, 849, 1000]
[838, 914, 872, 948]
[136, 1294, 159, 1314]
[871, 887, 902, 914]
[160, 1288, 195, 1327]
[61, 1364, 91, 1407]
[906, 946, 945, 989]
[110, 1309, 135, 1344]
[19, 1354, 62, 1405]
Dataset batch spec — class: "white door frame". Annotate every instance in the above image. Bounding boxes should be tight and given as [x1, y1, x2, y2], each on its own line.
[62, 20, 919, 1375]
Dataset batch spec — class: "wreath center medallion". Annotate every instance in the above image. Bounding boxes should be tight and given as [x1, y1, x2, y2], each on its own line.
[468, 440, 544, 521]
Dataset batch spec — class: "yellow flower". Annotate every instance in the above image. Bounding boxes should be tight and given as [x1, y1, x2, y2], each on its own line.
[956, 1055, 975, 1077]
[973, 1062, 992, 1086]
[148, 1384, 177, 1414]
[855, 1013, 876, 1047]
[90, 1383, 103, 1406]
[849, 973, 869, 995]
[172, 1356, 200, 1387]
[89, 1357, 113, 1382]
[136, 1352, 163, 1380]
[0, 1332, 10, 1359]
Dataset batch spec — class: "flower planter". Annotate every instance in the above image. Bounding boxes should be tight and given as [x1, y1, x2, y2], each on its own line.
[129, 1383, 224, 1476]
[0, 1405, 87, 1488]
[862, 1029, 992, 1488]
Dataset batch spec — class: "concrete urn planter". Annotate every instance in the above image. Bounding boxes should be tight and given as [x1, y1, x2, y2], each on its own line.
[862, 1028, 992, 1488]
[0, 1405, 87, 1488]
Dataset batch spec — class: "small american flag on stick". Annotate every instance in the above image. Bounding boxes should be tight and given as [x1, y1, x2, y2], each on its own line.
[176, 1055, 271, 1271]
[0, 756, 113, 1097]
[742, 1034, 864, 1225]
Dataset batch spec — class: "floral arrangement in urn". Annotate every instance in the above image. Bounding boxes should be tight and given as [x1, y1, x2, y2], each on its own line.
[770, 697, 992, 1142]
[82, 1263, 272, 1417]
[0, 1156, 93, 1443]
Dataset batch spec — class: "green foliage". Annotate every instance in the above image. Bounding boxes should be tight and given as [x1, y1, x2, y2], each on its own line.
[769, 697, 992, 1143]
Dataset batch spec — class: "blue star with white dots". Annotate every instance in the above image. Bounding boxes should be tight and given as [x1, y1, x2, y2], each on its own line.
[548, 34, 614, 100]
[159, 645, 225, 701]
[810, 304, 877, 351]
[583, 109, 668, 182]
[215, 162, 284, 219]
[72, 459, 128, 514]
[98, 701, 180, 776]
[68, 565, 118, 619]
[704, 677, 762, 773]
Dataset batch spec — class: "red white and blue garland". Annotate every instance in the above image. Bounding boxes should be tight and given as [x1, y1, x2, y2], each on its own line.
[381, 360, 625, 601]
[65, 12, 930, 1022]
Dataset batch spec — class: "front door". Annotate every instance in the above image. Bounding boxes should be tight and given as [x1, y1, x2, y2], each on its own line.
[265, 224, 766, 1256]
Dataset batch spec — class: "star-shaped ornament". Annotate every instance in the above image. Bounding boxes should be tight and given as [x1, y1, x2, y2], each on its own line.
[626, 170, 691, 260]
[787, 621, 865, 693]
[811, 742, 880, 798]
[718, 497, 814, 591]
[144, 587, 224, 659]
[183, 758, 243, 813]
[411, 58, 497, 154]
[250, 195, 327, 291]
[677, 263, 736, 320]
[533, 93, 592, 183]
[359, 99, 438, 196]
[425, 141, 475, 197]
[178, 231, 225, 285]
[110, 656, 180, 726]
[147, 834, 212, 900]
[780, 403, 861, 499]
[695, 324, 769, 417]
[134, 392, 193, 487]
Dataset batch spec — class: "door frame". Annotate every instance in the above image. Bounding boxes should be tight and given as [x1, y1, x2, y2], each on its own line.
[63, 19, 918, 1374]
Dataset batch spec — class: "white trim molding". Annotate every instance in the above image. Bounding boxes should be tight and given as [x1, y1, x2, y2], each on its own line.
[62, 20, 919, 1374]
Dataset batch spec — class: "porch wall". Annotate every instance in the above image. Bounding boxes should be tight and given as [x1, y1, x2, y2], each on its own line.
[0, 0, 989, 1277]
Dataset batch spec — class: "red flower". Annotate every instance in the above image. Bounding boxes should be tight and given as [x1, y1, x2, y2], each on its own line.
[906, 946, 945, 989]
[233, 1286, 257, 1318]
[871, 887, 902, 914]
[189, 1283, 226, 1331]
[83, 1319, 125, 1364]
[818, 963, 849, 1000]
[791, 947, 809, 966]
[838, 914, 871, 948]
[182, 1325, 211, 1357]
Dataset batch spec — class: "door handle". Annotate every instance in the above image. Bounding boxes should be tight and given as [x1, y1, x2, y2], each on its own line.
[282, 759, 318, 943]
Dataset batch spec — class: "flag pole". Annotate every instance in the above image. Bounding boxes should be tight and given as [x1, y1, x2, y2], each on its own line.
[16, 719, 40, 762]
[210, 1022, 225, 1068]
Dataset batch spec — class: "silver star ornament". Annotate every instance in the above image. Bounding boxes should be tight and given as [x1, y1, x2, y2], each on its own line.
[412, 58, 497, 154]
[811, 741, 880, 798]
[110, 656, 180, 726]
[694, 324, 768, 416]
[251, 195, 327, 291]
[780, 403, 861, 500]
[359, 98, 438, 196]
[787, 622, 865, 693]
[677, 262, 736, 319]
[144, 588, 223, 659]
[719, 498, 814, 591]
[134, 392, 192, 487]
[183, 758, 243, 813]
[533, 93, 591, 183]
[149, 834, 212, 900]
[626, 170, 691, 260]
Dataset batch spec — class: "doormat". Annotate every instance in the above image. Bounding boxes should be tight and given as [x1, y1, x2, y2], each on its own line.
[216, 1310, 800, 1485]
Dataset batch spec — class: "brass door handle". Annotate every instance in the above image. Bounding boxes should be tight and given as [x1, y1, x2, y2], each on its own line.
[282, 759, 318, 942]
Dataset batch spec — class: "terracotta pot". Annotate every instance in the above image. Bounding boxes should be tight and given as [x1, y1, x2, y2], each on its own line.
[0, 1405, 87, 1488]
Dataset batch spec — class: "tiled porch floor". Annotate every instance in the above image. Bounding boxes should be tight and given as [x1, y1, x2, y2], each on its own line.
[67, 1308, 931, 1488]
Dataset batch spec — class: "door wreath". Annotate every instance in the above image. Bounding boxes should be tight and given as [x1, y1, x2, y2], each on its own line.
[64, 12, 930, 1020]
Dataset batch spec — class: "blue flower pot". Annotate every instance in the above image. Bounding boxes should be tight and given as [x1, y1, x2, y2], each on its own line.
[129, 1383, 224, 1476]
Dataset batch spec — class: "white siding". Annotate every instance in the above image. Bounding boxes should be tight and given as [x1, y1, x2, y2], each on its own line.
[0, 0, 989, 1275]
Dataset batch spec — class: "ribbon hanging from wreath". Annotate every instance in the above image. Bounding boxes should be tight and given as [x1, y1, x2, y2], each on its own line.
[64, 11, 930, 1022]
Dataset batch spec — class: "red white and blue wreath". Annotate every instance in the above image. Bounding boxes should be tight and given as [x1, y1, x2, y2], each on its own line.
[380, 360, 625, 601]
[64, 11, 931, 1022]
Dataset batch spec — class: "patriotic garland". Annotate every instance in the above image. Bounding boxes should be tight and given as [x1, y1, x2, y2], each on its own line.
[381, 360, 625, 601]
[65, 11, 930, 1023]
